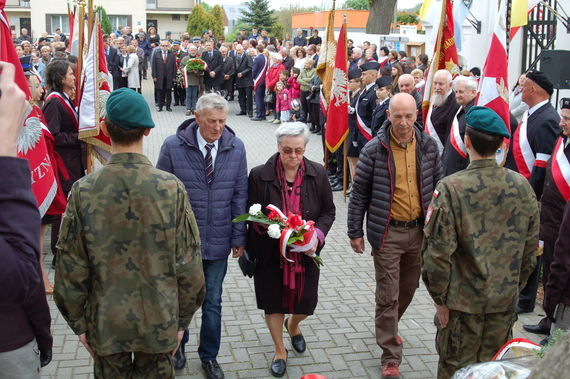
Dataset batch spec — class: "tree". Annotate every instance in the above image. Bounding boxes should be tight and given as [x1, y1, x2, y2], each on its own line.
[366, 0, 397, 34]
[208, 5, 225, 39]
[274, 5, 319, 39]
[226, 20, 250, 42]
[272, 23, 284, 40]
[95, 6, 113, 35]
[240, 0, 277, 32]
[342, 0, 370, 10]
[397, 13, 419, 24]
[187, 4, 211, 37]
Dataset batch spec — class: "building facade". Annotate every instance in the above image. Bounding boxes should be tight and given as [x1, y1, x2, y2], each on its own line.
[5, 0, 197, 40]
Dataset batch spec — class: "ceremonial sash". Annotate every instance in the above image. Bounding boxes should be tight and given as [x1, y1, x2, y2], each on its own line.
[46, 92, 79, 127]
[425, 104, 444, 154]
[253, 55, 268, 90]
[551, 137, 570, 202]
[355, 91, 372, 141]
[512, 113, 534, 179]
[449, 107, 466, 158]
[319, 87, 327, 115]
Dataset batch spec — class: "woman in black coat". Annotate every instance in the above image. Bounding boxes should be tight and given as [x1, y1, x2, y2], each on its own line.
[246, 122, 335, 377]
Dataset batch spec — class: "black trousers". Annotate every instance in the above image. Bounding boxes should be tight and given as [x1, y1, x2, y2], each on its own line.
[309, 102, 322, 131]
[158, 78, 172, 108]
[300, 90, 311, 122]
[173, 85, 185, 105]
[519, 255, 542, 311]
[204, 77, 220, 92]
[237, 86, 253, 116]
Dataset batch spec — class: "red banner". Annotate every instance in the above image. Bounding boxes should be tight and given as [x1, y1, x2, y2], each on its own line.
[1, 2, 58, 216]
[324, 24, 349, 153]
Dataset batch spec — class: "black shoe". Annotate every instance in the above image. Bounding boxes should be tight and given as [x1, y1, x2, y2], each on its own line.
[270, 351, 287, 377]
[166, 107, 172, 112]
[202, 360, 224, 379]
[315, 129, 322, 135]
[251, 117, 265, 121]
[173, 102, 180, 106]
[157, 107, 163, 112]
[330, 183, 343, 192]
[284, 317, 306, 353]
[236, 112, 246, 116]
[172, 346, 186, 370]
[523, 324, 550, 335]
[248, 114, 253, 118]
[540, 336, 550, 346]
[51, 255, 56, 269]
[517, 306, 533, 314]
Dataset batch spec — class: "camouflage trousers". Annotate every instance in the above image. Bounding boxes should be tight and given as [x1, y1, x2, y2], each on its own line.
[435, 310, 516, 379]
[94, 351, 174, 379]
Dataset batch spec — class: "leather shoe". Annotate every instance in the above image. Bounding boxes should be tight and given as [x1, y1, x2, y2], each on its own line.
[330, 183, 343, 192]
[157, 107, 162, 112]
[172, 345, 186, 370]
[166, 107, 172, 112]
[236, 112, 246, 115]
[270, 351, 287, 377]
[251, 117, 264, 121]
[523, 324, 550, 335]
[202, 360, 224, 379]
[284, 317, 306, 353]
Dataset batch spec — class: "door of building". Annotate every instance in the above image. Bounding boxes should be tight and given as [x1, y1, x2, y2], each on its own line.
[20, 17, 31, 36]
[146, 19, 158, 33]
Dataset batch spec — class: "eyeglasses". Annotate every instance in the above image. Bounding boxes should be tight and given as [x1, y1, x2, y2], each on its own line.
[280, 147, 305, 156]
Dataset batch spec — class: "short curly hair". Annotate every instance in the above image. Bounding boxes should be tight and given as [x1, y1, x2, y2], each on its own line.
[45, 60, 71, 94]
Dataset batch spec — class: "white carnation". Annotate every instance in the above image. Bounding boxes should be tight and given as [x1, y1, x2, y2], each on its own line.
[248, 203, 262, 215]
[267, 224, 282, 239]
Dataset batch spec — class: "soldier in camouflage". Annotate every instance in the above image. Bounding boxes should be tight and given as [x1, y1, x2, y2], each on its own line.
[421, 106, 539, 378]
[54, 88, 205, 378]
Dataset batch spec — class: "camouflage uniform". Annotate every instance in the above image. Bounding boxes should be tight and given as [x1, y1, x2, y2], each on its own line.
[54, 153, 205, 378]
[421, 159, 539, 379]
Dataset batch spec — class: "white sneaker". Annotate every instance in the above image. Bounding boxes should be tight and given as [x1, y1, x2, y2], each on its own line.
[273, 119, 281, 124]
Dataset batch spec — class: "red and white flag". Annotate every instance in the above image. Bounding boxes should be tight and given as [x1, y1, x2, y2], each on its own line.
[78, 23, 112, 163]
[475, 0, 510, 165]
[325, 23, 349, 153]
[1, 1, 58, 216]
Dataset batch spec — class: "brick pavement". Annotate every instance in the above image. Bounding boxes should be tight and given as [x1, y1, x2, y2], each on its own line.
[41, 80, 546, 378]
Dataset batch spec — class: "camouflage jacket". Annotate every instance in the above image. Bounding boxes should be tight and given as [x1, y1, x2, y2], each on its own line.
[421, 159, 539, 314]
[54, 153, 205, 355]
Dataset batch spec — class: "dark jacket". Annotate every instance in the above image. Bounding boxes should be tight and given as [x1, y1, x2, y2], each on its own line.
[356, 83, 378, 130]
[308, 36, 322, 45]
[430, 91, 460, 144]
[234, 53, 253, 88]
[42, 94, 86, 194]
[202, 49, 223, 86]
[151, 50, 177, 90]
[221, 56, 235, 84]
[138, 38, 152, 56]
[544, 200, 570, 320]
[105, 45, 120, 79]
[0, 158, 52, 354]
[293, 36, 306, 47]
[505, 102, 561, 200]
[540, 135, 570, 242]
[282, 55, 294, 71]
[348, 122, 443, 250]
[371, 98, 390, 137]
[246, 154, 336, 259]
[156, 120, 248, 260]
[441, 98, 475, 177]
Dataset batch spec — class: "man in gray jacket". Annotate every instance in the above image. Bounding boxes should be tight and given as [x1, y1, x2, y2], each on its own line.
[348, 93, 442, 379]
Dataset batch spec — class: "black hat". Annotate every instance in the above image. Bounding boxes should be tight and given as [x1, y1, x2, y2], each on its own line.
[348, 68, 362, 80]
[360, 61, 380, 71]
[560, 98, 570, 110]
[19, 55, 32, 76]
[526, 69, 554, 95]
[375, 76, 391, 88]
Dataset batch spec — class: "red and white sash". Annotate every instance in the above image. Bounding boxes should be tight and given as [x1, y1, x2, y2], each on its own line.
[449, 107, 466, 158]
[46, 92, 79, 127]
[551, 137, 570, 202]
[355, 90, 372, 141]
[512, 113, 550, 179]
[425, 104, 444, 154]
[253, 55, 269, 90]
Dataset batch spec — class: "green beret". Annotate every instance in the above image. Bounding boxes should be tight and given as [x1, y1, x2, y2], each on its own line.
[105, 88, 154, 130]
[465, 106, 510, 138]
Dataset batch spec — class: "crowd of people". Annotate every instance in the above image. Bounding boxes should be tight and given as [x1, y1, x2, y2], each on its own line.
[3, 22, 570, 379]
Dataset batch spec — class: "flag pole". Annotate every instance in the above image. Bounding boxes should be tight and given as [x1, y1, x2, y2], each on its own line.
[342, 12, 349, 200]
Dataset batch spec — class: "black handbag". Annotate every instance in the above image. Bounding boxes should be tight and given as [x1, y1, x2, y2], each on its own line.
[238, 249, 257, 278]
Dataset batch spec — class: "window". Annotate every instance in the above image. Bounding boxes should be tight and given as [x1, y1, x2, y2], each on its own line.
[50, 15, 69, 34]
[147, 0, 156, 9]
[172, 15, 180, 21]
[108, 15, 129, 31]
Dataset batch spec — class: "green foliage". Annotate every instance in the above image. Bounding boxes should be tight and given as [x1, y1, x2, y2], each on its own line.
[240, 0, 277, 32]
[272, 23, 284, 40]
[95, 6, 113, 36]
[187, 4, 211, 37]
[342, 0, 370, 10]
[397, 13, 419, 24]
[208, 5, 225, 39]
[226, 21, 251, 42]
[535, 329, 569, 359]
[274, 4, 320, 38]
[201, 2, 212, 12]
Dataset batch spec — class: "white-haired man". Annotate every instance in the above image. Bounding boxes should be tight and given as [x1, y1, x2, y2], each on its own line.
[426, 70, 460, 153]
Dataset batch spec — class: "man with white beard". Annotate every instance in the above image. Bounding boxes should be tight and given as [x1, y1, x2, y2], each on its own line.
[427, 70, 460, 151]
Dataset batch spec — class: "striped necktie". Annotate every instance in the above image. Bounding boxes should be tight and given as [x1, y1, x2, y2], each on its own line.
[205, 143, 214, 184]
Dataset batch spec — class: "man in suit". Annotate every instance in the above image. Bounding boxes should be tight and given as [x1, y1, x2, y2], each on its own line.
[307, 44, 319, 68]
[151, 40, 177, 112]
[504, 70, 562, 315]
[172, 41, 188, 106]
[228, 46, 238, 101]
[202, 41, 223, 93]
[251, 45, 269, 121]
[281, 48, 294, 71]
[293, 29, 306, 47]
[234, 44, 254, 117]
[103, 35, 121, 90]
[355, 61, 380, 141]
[219, 46, 235, 101]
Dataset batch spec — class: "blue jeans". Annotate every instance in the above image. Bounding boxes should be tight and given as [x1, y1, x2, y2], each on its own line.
[186, 86, 199, 111]
[197, 258, 228, 362]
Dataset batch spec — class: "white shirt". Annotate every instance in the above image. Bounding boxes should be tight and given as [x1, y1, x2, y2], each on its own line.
[196, 130, 219, 169]
[527, 99, 549, 117]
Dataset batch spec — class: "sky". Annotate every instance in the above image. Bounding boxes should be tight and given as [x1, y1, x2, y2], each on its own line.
[212, 0, 423, 11]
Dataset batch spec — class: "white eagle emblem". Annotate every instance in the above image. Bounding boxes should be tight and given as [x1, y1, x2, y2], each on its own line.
[326, 41, 336, 67]
[98, 89, 111, 118]
[18, 116, 44, 155]
[331, 68, 349, 107]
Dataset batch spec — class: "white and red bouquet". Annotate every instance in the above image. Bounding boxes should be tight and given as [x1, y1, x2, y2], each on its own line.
[233, 204, 323, 267]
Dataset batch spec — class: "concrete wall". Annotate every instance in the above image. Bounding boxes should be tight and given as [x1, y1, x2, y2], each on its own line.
[146, 14, 189, 39]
